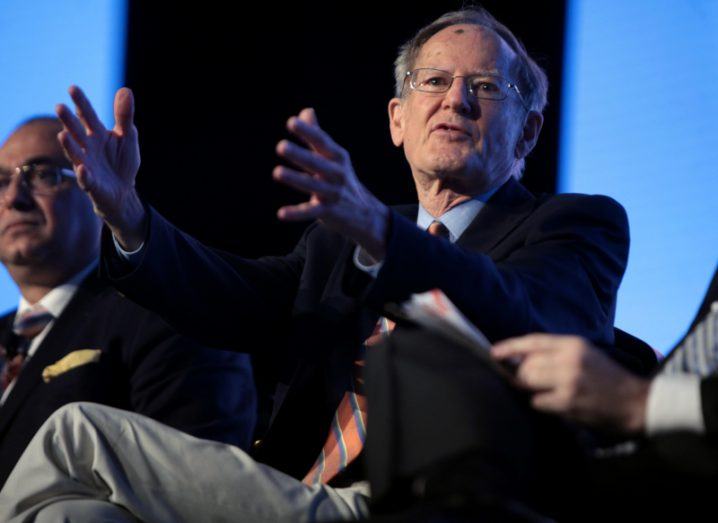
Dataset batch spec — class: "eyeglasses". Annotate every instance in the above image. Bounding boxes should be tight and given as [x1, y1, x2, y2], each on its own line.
[0, 163, 76, 198]
[405, 68, 528, 109]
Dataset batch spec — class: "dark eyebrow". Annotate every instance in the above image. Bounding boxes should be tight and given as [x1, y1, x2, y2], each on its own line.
[22, 156, 59, 166]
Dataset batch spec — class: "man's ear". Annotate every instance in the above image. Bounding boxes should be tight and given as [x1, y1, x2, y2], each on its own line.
[514, 110, 544, 160]
[388, 98, 404, 147]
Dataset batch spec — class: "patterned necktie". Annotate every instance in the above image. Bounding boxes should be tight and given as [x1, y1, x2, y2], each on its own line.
[303, 219, 450, 485]
[661, 302, 718, 376]
[0, 305, 53, 391]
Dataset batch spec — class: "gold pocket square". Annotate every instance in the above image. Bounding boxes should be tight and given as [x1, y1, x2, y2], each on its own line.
[42, 349, 102, 383]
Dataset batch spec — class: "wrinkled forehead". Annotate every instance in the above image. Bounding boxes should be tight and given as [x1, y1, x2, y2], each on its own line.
[415, 24, 517, 76]
[0, 122, 67, 168]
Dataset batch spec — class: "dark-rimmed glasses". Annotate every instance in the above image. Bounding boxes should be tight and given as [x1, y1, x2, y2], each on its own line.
[0, 163, 76, 198]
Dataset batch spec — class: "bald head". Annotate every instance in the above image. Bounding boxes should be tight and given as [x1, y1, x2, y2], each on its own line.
[0, 117, 67, 169]
[0, 116, 100, 293]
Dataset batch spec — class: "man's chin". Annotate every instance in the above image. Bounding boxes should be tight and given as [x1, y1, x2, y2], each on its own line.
[0, 245, 50, 267]
[426, 160, 478, 183]
[421, 147, 478, 174]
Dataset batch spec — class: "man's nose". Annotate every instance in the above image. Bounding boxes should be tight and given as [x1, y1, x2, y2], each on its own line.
[442, 77, 477, 116]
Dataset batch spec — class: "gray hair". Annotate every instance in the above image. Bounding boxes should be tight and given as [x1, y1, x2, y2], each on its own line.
[393, 7, 548, 114]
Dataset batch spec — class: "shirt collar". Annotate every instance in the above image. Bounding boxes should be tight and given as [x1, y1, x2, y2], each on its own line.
[16, 261, 98, 320]
[417, 187, 499, 242]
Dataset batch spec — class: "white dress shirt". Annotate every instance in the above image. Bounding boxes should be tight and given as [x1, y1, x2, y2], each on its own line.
[645, 302, 718, 435]
[646, 373, 703, 434]
[0, 262, 97, 405]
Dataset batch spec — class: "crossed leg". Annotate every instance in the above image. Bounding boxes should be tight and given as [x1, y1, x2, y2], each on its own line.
[0, 402, 369, 523]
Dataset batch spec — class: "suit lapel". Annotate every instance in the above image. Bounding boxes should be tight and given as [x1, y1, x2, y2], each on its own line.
[392, 180, 536, 254]
[456, 177, 536, 253]
[0, 312, 17, 352]
[0, 273, 105, 436]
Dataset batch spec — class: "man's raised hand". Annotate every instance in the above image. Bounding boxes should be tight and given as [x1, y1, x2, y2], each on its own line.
[273, 108, 390, 261]
[56, 86, 146, 251]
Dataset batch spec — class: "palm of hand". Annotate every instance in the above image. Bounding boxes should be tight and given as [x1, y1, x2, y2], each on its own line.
[83, 127, 140, 222]
[56, 86, 142, 227]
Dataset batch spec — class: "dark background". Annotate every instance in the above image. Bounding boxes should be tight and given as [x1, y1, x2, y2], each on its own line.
[125, 1, 567, 257]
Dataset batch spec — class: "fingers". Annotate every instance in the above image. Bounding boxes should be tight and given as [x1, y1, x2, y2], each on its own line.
[513, 353, 557, 391]
[492, 333, 588, 360]
[68, 85, 106, 135]
[113, 87, 135, 136]
[56, 104, 88, 148]
[298, 107, 318, 126]
[57, 130, 86, 166]
[273, 166, 340, 203]
[286, 110, 344, 161]
[530, 391, 567, 414]
[75, 164, 95, 194]
[57, 131, 95, 195]
[276, 139, 343, 184]
[277, 200, 324, 221]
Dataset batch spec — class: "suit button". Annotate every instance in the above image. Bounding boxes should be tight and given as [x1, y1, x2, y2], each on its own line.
[252, 439, 263, 449]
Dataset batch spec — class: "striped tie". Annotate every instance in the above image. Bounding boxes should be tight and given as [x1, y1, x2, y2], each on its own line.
[661, 302, 718, 376]
[0, 305, 53, 391]
[303, 317, 394, 485]
[303, 219, 450, 485]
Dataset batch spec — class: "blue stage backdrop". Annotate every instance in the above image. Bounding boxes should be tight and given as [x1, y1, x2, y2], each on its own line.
[560, 0, 718, 352]
[0, 0, 127, 314]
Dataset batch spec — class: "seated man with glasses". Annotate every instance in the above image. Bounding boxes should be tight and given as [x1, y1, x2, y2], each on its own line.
[1, 7, 641, 522]
[0, 116, 257, 489]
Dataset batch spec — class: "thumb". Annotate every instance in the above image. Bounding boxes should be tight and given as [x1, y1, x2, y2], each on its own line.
[114, 87, 135, 136]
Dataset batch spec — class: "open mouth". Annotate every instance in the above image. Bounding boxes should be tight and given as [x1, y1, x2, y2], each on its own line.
[431, 123, 471, 137]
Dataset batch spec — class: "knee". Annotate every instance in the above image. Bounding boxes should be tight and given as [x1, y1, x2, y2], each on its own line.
[35, 402, 111, 452]
[48, 402, 109, 427]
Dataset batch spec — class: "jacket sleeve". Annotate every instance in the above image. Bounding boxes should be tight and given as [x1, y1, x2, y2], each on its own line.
[100, 205, 309, 350]
[367, 194, 629, 346]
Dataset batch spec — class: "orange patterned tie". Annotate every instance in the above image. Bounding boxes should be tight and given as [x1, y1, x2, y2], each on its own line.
[303, 220, 449, 485]
[303, 317, 394, 485]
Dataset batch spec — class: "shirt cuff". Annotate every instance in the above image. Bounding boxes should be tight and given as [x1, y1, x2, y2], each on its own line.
[112, 233, 145, 263]
[646, 373, 704, 435]
[352, 245, 383, 278]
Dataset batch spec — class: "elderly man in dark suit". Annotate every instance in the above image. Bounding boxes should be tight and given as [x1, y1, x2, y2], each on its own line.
[0, 7, 637, 522]
[0, 116, 257, 488]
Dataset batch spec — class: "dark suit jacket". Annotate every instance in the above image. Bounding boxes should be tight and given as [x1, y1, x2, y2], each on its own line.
[0, 272, 257, 488]
[101, 177, 629, 479]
